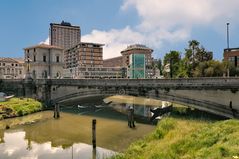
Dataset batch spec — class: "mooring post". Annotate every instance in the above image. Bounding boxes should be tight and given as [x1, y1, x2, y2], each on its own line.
[54, 103, 60, 119]
[92, 119, 96, 149]
[229, 101, 236, 117]
[92, 147, 96, 159]
[229, 101, 232, 109]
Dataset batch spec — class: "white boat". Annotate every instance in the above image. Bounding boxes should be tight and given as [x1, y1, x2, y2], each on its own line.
[77, 105, 86, 108]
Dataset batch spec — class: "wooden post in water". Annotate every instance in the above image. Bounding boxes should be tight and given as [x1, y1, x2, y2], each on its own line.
[229, 101, 236, 117]
[54, 103, 60, 118]
[92, 147, 96, 159]
[92, 119, 96, 149]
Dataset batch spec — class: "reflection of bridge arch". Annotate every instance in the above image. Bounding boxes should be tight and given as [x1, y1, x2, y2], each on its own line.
[52, 86, 235, 118]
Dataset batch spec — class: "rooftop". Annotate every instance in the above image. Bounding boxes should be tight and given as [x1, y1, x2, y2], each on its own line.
[24, 44, 64, 50]
[121, 44, 153, 53]
[65, 42, 104, 51]
[224, 47, 239, 52]
[0, 57, 24, 63]
[50, 21, 80, 28]
[103, 56, 122, 61]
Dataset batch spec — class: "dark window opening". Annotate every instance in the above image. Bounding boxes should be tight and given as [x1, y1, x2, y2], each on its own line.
[43, 55, 46, 62]
[56, 56, 59, 62]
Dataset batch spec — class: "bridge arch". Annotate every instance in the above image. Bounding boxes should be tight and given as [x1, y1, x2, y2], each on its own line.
[28, 78, 239, 118]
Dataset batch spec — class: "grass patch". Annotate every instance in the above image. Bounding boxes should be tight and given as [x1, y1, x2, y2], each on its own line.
[0, 98, 43, 119]
[109, 116, 239, 159]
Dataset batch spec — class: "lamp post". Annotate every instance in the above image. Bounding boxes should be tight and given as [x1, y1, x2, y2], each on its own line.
[227, 23, 230, 49]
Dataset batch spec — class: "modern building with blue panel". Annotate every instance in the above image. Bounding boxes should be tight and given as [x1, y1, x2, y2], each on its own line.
[128, 54, 145, 79]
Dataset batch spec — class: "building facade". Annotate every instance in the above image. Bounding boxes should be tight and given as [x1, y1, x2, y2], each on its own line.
[120, 44, 153, 78]
[224, 48, 239, 67]
[64, 66, 124, 79]
[50, 21, 81, 49]
[64, 42, 104, 69]
[128, 54, 145, 79]
[103, 56, 123, 67]
[121, 44, 153, 67]
[24, 44, 64, 79]
[0, 57, 24, 79]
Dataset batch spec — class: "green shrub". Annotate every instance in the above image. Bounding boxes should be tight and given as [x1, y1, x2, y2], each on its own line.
[152, 118, 175, 139]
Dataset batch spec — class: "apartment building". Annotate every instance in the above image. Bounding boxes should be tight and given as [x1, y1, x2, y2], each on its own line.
[50, 21, 81, 49]
[64, 42, 104, 69]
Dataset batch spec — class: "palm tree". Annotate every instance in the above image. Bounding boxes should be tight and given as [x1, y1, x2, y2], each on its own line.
[189, 40, 200, 68]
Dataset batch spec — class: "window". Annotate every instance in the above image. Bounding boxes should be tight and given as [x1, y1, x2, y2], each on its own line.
[56, 56, 59, 62]
[43, 55, 46, 62]
[15, 64, 18, 66]
[34, 48, 36, 52]
[12, 63, 14, 66]
[19, 70, 22, 75]
[34, 55, 36, 62]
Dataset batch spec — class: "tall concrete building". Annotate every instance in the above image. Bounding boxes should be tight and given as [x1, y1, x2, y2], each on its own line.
[50, 21, 81, 49]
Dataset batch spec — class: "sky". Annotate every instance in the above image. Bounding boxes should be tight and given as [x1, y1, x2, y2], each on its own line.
[1, 0, 239, 60]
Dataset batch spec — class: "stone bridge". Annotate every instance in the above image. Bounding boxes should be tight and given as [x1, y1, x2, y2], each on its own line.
[0, 78, 239, 118]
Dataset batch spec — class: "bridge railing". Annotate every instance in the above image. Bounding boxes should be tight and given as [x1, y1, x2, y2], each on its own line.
[34, 77, 239, 89]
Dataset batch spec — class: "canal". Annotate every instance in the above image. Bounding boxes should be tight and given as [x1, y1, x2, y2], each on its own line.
[0, 95, 161, 159]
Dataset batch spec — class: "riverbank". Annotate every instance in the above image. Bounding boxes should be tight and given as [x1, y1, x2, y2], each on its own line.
[0, 98, 43, 120]
[109, 109, 239, 159]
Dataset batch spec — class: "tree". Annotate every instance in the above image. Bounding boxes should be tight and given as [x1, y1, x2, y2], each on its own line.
[193, 60, 226, 77]
[152, 58, 163, 75]
[184, 40, 213, 77]
[163, 51, 181, 78]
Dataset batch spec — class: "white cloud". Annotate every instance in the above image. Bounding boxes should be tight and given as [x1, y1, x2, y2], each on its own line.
[39, 37, 49, 45]
[82, 26, 190, 59]
[42, 0, 239, 59]
[121, 0, 239, 30]
[82, 26, 144, 59]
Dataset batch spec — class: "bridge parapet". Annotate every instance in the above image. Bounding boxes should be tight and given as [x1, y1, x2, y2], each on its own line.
[36, 77, 239, 90]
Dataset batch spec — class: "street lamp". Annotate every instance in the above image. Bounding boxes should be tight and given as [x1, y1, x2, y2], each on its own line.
[227, 22, 230, 49]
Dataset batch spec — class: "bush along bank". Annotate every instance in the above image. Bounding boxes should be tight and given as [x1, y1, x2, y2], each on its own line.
[0, 98, 43, 120]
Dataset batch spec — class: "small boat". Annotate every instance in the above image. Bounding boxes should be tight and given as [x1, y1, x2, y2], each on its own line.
[77, 105, 86, 108]
[5, 95, 15, 99]
[150, 105, 173, 121]
[95, 105, 105, 108]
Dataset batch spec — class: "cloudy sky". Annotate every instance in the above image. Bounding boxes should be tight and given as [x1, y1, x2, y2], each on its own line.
[0, 0, 239, 60]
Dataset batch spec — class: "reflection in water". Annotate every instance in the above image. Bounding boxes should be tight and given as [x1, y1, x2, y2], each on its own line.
[0, 95, 162, 158]
[0, 131, 115, 159]
[0, 110, 154, 158]
[104, 95, 171, 120]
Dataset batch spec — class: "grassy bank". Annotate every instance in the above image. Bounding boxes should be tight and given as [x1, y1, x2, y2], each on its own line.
[110, 110, 239, 159]
[0, 98, 43, 119]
